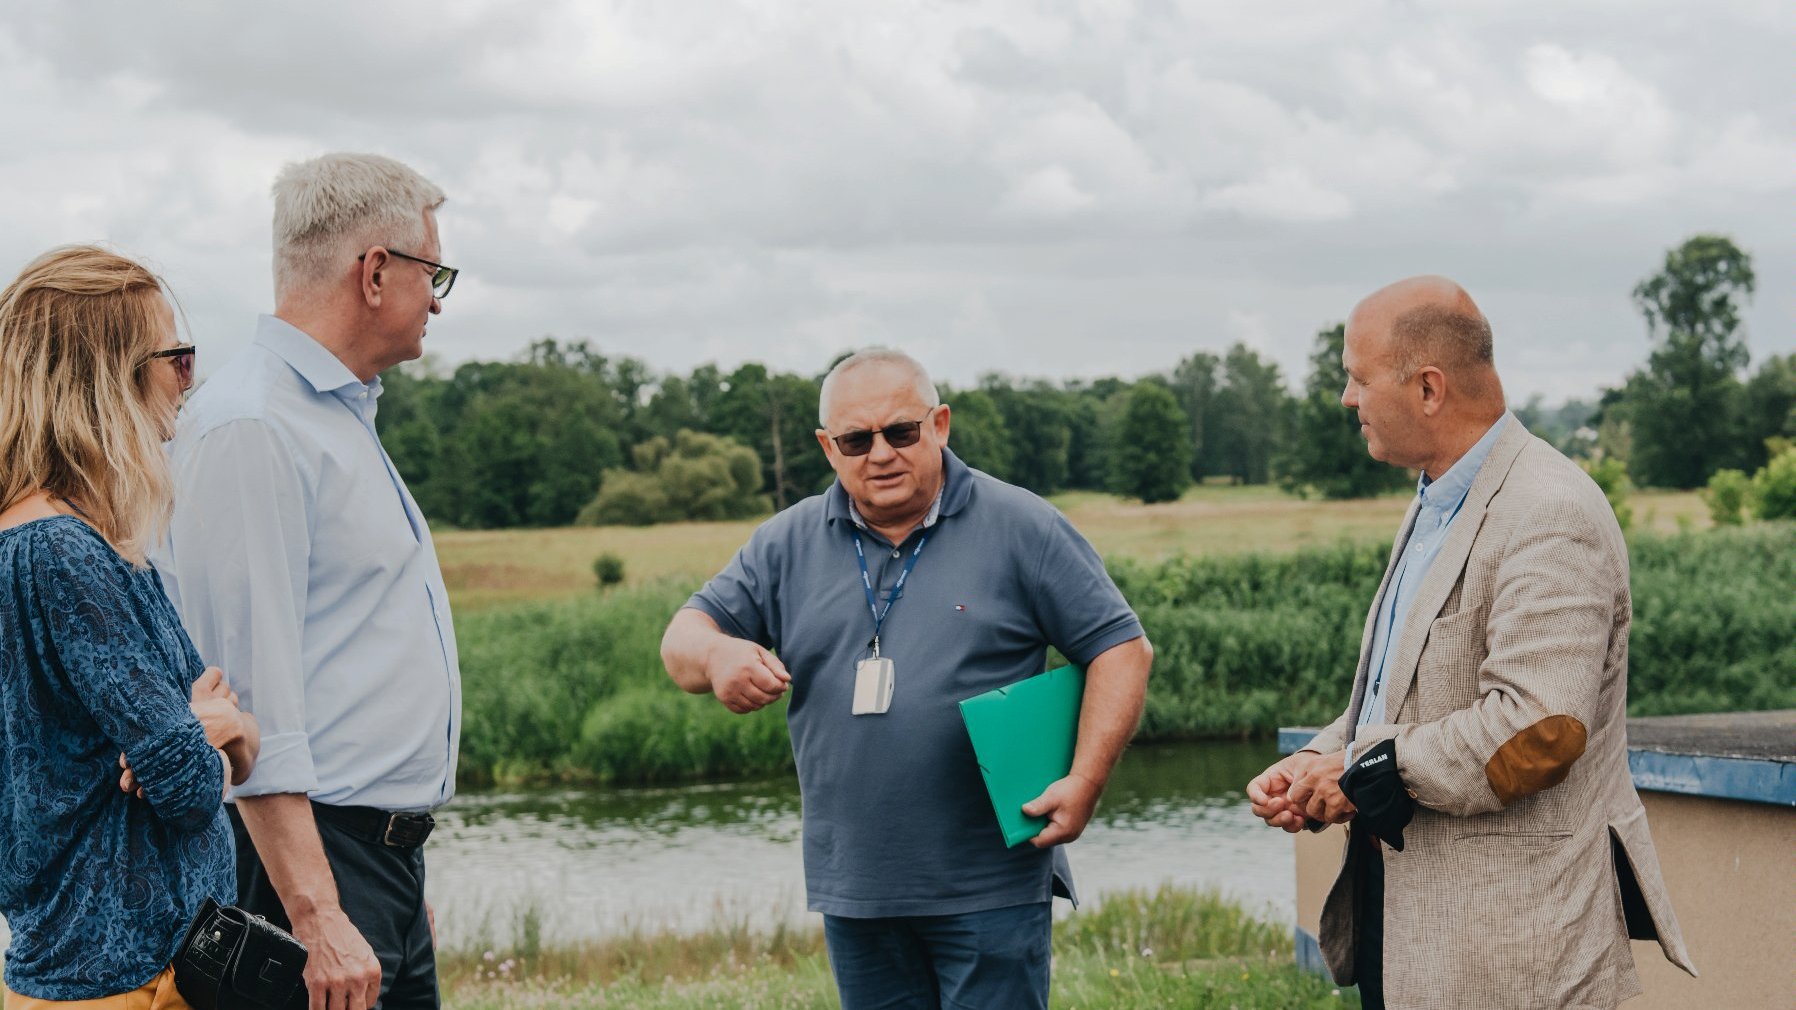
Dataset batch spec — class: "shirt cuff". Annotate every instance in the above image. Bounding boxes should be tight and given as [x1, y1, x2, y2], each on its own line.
[684, 596, 758, 644]
[1063, 617, 1146, 668]
[131, 718, 226, 832]
[229, 730, 317, 798]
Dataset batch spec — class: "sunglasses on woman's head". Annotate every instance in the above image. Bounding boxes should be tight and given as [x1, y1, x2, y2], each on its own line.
[827, 414, 931, 456]
[147, 344, 196, 391]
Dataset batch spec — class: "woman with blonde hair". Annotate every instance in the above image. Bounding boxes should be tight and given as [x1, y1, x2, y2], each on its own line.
[0, 246, 258, 1007]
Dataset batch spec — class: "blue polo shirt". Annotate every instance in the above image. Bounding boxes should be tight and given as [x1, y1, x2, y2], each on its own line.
[688, 448, 1144, 918]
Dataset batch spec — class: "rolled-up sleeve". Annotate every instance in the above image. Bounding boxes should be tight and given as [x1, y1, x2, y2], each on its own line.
[35, 542, 223, 832]
[163, 419, 317, 798]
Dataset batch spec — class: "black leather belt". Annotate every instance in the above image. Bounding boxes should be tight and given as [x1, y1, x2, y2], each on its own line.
[310, 801, 435, 849]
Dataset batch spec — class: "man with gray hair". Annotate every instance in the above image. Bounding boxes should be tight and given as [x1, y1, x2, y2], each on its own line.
[154, 153, 462, 1010]
[662, 349, 1154, 1009]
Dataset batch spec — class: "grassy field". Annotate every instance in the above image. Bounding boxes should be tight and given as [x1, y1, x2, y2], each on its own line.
[436, 484, 1710, 612]
[440, 886, 1359, 1010]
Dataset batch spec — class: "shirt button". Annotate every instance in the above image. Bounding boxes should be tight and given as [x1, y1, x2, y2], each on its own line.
[890, 549, 900, 559]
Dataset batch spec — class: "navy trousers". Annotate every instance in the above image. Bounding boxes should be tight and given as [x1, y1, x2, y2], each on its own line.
[230, 805, 439, 1010]
[822, 901, 1053, 1010]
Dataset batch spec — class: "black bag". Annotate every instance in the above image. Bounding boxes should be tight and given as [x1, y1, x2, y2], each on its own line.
[173, 897, 309, 1010]
[1339, 737, 1416, 851]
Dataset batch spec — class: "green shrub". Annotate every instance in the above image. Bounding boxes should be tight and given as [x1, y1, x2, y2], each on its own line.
[1624, 527, 1796, 714]
[592, 552, 626, 588]
[578, 431, 771, 526]
[1581, 457, 1634, 532]
[1750, 448, 1796, 520]
[1702, 469, 1750, 525]
[455, 583, 697, 784]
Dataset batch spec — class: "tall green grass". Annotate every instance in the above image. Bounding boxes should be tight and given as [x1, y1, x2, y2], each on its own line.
[455, 582, 793, 785]
[439, 886, 1358, 1010]
[454, 524, 1796, 786]
[1625, 528, 1796, 714]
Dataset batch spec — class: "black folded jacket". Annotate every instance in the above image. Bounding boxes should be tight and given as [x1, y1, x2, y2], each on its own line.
[1340, 738, 1415, 851]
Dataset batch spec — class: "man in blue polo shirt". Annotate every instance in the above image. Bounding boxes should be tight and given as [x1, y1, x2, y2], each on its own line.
[661, 348, 1153, 1009]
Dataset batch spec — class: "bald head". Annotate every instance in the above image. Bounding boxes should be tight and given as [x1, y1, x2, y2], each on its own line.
[1349, 275, 1497, 399]
[818, 349, 939, 428]
[1341, 276, 1508, 475]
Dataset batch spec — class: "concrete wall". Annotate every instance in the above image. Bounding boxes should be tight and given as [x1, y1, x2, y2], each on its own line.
[1290, 795, 1795, 1007]
[1625, 791, 1794, 1009]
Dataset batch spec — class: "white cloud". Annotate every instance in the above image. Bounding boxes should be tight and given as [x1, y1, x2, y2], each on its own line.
[0, 0, 1787, 402]
[1202, 168, 1355, 224]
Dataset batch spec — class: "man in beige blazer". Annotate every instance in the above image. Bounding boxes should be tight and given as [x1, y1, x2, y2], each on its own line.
[1247, 277, 1696, 1009]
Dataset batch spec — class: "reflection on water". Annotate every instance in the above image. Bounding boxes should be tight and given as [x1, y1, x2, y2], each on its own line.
[424, 739, 1292, 950]
[0, 741, 1293, 953]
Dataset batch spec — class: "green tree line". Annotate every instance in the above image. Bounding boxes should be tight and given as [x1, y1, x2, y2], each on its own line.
[379, 235, 1794, 529]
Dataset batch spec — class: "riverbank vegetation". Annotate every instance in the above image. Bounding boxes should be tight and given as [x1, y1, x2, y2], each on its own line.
[454, 522, 1795, 787]
[440, 886, 1358, 1009]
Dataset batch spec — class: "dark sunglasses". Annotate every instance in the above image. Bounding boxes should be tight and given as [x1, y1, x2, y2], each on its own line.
[827, 413, 933, 456]
[146, 344, 196, 391]
[360, 248, 459, 300]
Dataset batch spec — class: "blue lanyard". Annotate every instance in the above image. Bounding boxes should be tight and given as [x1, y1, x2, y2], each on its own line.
[852, 530, 927, 656]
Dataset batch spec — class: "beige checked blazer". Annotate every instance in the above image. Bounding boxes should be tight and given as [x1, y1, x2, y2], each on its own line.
[1303, 416, 1696, 1009]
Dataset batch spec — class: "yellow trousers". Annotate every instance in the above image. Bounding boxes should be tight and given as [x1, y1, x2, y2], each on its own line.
[4, 967, 188, 1010]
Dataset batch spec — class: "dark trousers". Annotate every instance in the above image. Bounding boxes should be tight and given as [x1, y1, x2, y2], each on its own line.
[822, 902, 1052, 1010]
[1354, 831, 1386, 1010]
[230, 805, 439, 1010]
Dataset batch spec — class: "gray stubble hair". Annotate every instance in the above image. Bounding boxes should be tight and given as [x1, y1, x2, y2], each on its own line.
[818, 348, 941, 428]
[271, 152, 446, 303]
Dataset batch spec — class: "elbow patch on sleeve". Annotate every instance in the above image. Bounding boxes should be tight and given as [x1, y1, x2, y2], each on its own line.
[1485, 715, 1587, 804]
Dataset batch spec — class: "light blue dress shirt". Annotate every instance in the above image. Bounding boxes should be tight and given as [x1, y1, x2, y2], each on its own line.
[1348, 415, 1509, 762]
[152, 315, 460, 811]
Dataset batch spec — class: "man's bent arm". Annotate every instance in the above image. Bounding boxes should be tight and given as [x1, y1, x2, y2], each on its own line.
[1070, 635, 1154, 790]
[662, 607, 725, 694]
[662, 606, 791, 713]
[1024, 635, 1153, 847]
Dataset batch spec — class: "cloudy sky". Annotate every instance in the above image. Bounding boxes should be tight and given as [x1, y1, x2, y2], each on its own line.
[0, 1, 1788, 403]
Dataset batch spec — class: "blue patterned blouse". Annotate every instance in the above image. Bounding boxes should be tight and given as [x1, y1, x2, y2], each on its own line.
[0, 516, 235, 1000]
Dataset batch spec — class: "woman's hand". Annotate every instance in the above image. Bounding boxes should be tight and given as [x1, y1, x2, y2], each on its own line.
[118, 752, 143, 798]
[190, 666, 259, 785]
[191, 665, 237, 705]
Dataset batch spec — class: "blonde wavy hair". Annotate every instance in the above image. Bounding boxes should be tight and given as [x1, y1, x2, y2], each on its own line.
[0, 246, 178, 566]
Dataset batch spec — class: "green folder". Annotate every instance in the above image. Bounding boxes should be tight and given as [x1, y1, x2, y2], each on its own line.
[958, 664, 1085, 848]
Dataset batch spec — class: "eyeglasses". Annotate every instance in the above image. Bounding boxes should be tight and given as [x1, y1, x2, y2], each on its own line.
[146, 344, 196, 391]
[359, 248, 459, 300]
[826, 412, 933, 456]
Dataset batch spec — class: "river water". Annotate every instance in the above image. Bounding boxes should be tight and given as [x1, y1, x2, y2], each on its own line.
[0, 740, 1292, 954]
[423, 739, 1292, 951]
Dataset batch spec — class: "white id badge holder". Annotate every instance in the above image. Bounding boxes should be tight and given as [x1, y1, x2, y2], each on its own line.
[852, 649, 895, 715]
